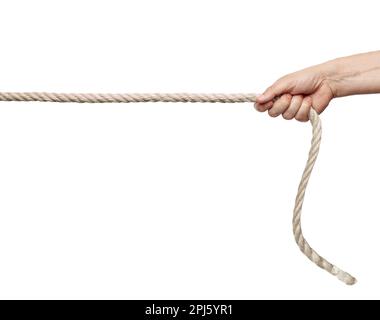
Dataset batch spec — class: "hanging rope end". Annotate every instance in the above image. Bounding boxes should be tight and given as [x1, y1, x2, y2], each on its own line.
[332, 266, 357, 285]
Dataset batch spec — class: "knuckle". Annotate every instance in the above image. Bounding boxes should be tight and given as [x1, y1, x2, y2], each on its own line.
[283, 93, 292, 102]
[304, 96, 312, 105]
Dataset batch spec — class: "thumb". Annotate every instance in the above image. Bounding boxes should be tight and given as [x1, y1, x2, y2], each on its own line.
[256, 80, 290, 104]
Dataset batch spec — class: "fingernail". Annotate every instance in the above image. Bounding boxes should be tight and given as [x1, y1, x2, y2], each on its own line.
[283, 112, 291, 119]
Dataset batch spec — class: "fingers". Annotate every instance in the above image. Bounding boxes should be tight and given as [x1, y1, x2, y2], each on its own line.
[282, 95, 303, 120]
[295, 97, 312, 122]
[311, 87, 333, 114]
[268, 94, 292, 117]
[254, 100, 274, 112]
[255, 94, 313, 122]
[256, 78, 291, 104]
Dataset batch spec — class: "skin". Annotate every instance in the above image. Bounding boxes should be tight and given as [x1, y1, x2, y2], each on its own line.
[255, 51, 380, 121]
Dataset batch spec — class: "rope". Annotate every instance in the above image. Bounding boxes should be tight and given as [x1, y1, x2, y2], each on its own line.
[0, 92, 257, 103]
[295, 109, 356, 285]
[0, 91, 356, 285]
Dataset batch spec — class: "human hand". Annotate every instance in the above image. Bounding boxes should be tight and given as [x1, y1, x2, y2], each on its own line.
[255, 65, 336, 121]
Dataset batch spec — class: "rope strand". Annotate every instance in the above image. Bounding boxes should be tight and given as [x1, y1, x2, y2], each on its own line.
[0, 91, 356, 284]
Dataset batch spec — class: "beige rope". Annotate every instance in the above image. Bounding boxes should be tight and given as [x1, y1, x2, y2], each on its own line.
[295, 109, 356, 285]
[0, 92, 356, 285]
[0, 92, 257, 103]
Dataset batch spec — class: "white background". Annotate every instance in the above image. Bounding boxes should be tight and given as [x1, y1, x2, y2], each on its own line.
[0, 0, 379, 300]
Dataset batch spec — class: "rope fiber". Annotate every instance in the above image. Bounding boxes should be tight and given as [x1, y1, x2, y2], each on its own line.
[0, 91, 356, 285]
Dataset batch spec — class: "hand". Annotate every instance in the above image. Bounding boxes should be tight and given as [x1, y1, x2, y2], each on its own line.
[255, 65, 336, 121]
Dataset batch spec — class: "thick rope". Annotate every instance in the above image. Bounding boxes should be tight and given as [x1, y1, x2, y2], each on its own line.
[0, 92, 257, 103]
[0, 92, 356, 284]
[295, 109, 356, 285]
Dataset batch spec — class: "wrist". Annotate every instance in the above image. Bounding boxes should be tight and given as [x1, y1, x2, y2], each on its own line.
[319, 58, 349, 98]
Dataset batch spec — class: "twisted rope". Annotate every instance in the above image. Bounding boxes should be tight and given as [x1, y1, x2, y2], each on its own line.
[0, 91, 356, 284]
[0, 92, 257, 103]
[295, 109, 356, 285]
